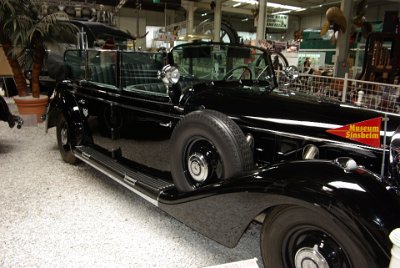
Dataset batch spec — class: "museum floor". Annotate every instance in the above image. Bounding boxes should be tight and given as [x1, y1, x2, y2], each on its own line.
[0, 123, 263, 267]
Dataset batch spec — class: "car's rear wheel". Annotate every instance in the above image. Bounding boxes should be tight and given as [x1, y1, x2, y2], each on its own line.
[261, 206, 376, 268]
[56, 114, 78, 164]
[170, 110, 254, 192]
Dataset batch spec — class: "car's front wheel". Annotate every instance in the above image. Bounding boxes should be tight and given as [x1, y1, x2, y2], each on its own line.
[56, 114, 78, 164]
[261, 206, 377, 268]
[170, 110, 254, 192]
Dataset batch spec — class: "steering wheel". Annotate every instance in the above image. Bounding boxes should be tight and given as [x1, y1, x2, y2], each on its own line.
[223, 65, 252, 81]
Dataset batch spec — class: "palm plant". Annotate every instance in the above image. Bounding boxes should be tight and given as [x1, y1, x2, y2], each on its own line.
[0, 0, 29, 96]
[1, 0, 78, 98]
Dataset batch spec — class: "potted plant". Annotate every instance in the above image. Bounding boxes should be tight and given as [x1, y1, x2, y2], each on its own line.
[1, 0, 77, 122]
[0, 0, 29, 97]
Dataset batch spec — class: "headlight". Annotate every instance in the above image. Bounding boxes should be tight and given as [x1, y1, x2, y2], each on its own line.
[160, 65, 180, 85]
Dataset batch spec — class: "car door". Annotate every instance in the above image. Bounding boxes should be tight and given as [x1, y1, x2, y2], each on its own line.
[65, 49, 122, 153]
[75, 50, 178, 168]
[119, 51, 176, 123]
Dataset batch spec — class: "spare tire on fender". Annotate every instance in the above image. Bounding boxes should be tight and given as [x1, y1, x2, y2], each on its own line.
[170, 109, 254, 192]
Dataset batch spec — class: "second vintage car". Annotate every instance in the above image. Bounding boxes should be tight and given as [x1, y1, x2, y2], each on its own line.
[46, 42, 400, 268]
[0, 95, 22, 129]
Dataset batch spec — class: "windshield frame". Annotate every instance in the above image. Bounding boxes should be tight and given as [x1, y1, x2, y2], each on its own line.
[169, 42, 278, 88]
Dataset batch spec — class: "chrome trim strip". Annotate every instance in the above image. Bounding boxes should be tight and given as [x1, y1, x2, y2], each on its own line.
[124, 174, 137, 185]
[243, 116, 394, 138]
[244, 116, 342, 130]
[74, 91, 181, 120]
[242, 125, 387, 152]
[82, 151, 91, 159]
[124, 86, 167, 97]
[74, 153, 158, 206]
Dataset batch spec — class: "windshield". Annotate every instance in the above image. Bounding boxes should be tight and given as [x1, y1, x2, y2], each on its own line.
[171, 43, 275, 83]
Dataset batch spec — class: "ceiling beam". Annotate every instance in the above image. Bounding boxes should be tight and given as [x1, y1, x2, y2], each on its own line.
[190, 1, 253, 15]
[115, 0, 128, 13]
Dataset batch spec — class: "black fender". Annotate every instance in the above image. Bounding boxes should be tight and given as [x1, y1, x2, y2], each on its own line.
[0, 95, 11, 122]
[255, 160, 399, 265]
[159, 160, 399, 266]
[47, 83, 86, 146]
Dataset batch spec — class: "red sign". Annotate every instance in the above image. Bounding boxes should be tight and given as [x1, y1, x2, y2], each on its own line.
[326, 117, 382, 148]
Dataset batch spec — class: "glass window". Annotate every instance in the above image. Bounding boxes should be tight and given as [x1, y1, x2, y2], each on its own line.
[64, 50, 86, 80]
[121, 52, 166, 95]
[86, 50, 117, 86]
[172, 43, 273, 82]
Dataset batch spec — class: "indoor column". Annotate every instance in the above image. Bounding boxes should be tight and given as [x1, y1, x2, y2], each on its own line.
[213, 0, 222, 42]
[182, 1, 196, 36]
[334, 0, 353, 77]
[256, 0, 267, 42]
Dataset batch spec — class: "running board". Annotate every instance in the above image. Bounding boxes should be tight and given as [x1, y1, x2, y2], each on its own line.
[74, 146, 174, 206]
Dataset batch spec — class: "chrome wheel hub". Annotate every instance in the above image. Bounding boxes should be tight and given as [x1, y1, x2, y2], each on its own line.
[61, 126, 68, 146]
[295, 245, 329, 268]
[188, 153, 209, 182]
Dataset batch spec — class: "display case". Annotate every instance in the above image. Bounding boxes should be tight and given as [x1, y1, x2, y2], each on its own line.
[358, 32, 400, 84]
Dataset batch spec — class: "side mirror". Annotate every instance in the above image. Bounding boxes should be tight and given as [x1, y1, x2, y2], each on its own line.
[284, 65, 299, 81]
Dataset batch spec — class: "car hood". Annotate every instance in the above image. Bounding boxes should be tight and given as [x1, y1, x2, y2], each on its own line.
[183, 81, 400, 146]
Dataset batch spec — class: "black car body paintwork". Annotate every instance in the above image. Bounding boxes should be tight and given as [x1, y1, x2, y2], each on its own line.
[46, 42, 400, 267]
[0, 95, 22, 129]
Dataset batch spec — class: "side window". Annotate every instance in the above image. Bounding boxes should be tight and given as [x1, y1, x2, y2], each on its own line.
[121, 52, 166, 95]
[64, 50, 85, 80]
[87, 50, 117, 86]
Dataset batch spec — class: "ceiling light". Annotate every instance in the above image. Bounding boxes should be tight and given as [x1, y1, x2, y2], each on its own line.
[233, 3, 241, 7]
[233, 0, 303, 11]
[115, 0, 127, 12]
[271, 10, 291, 15]
[201, 12, 208, 16]
[309, 1, 341, 9]
[266, 2, 303, 10]
[241, 18, 249, 21]
[233, 0, 258, 5]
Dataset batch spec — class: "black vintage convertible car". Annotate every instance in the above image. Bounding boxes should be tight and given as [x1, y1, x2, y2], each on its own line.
[46, 42, 400, 268]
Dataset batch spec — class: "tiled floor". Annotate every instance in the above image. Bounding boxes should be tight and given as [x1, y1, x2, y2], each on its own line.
[0, 124, 263, 268]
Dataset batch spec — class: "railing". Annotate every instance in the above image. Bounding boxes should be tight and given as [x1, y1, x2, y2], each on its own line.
[279, 73, 400, 114]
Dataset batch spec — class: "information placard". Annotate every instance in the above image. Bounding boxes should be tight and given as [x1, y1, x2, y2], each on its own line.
[266, 15, 288, 29]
